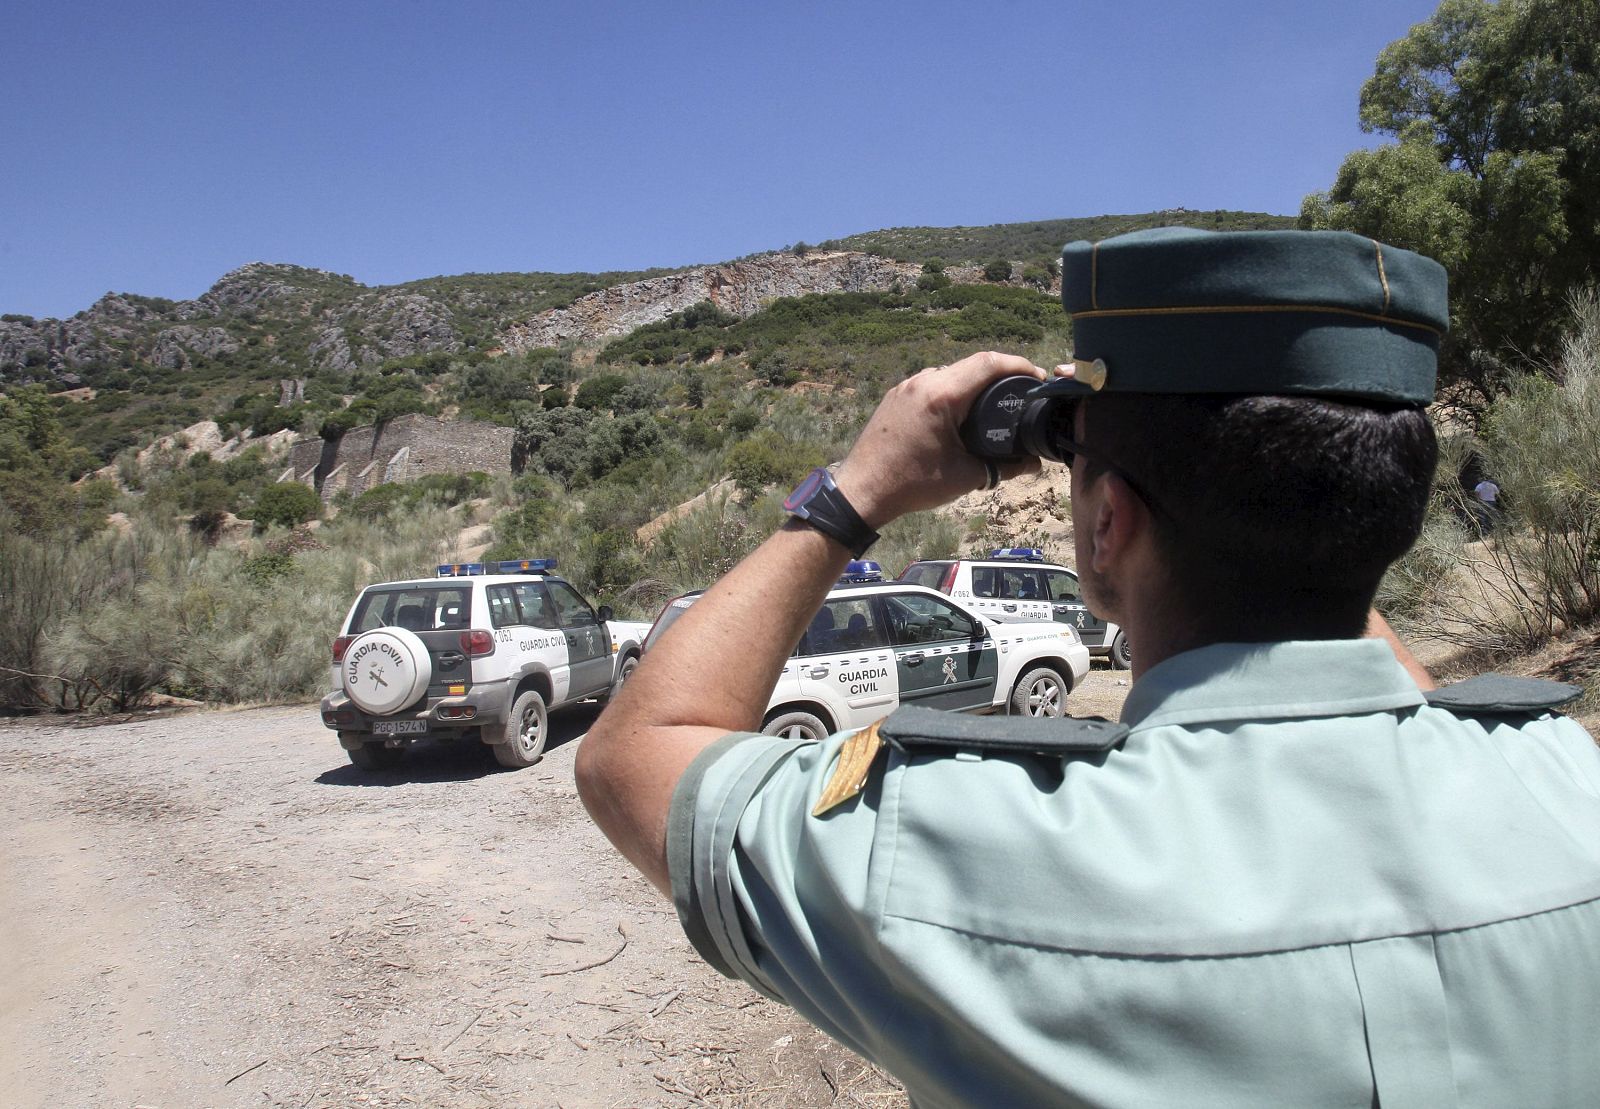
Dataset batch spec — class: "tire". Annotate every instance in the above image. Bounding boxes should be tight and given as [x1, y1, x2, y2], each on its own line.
[599, 654, 638, 705]
[1109, 630, 1132, 670]
[762, 709, 830, 742]
[1009, 665, 1068, 717]
[347, 742, 405, 771]
[494, 689, 549, 768]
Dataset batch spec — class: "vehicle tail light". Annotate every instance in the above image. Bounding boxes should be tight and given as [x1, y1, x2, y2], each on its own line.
[940, 563, 958, 593]
[332, 635, 355, 662]
[461, 629, 495, 657]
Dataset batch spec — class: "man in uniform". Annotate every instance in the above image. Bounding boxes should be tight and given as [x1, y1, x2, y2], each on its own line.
[576, 228, 1600, 1106]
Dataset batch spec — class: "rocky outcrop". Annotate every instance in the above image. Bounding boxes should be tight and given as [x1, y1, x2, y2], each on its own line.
[308, 292, 460, 372]
[938, 462, 1076, 564]
[151, 326, 241, 369]
[177, 262, 353, 319]
[501, 251, 935, 351]
[0, 320, 51, 376]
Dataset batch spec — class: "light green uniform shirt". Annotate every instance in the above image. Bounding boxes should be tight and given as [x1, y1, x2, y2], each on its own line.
[668, 641, 1600, 1107]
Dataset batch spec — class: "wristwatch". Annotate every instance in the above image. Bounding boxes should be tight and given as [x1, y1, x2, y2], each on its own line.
[783, 467, 879, 556]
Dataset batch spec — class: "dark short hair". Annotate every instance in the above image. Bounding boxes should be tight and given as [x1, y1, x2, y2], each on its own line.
[1077, 393, 1437, 639]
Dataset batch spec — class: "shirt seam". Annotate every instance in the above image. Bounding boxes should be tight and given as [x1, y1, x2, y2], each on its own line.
[876, 890, 1600, 960]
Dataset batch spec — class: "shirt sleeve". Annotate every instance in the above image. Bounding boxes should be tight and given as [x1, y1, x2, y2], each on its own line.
[666, 728, 896, 1048]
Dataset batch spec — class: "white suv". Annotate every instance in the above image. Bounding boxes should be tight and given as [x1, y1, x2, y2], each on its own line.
[897, 548, 1130, 668]
[644, 562, 1092, 742]
[320, 558, 652, 771]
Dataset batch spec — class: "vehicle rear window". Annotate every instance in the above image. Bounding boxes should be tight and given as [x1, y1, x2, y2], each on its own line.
[898, 562, 951, 590]
[996, 567, 1045, 600]
[798, 597, 888, 657]
[351, 587, 471, 633]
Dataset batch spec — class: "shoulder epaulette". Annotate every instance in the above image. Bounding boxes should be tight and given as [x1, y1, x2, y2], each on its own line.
[879, 703, 1128, 757]
[1424, 673, 1582, 715]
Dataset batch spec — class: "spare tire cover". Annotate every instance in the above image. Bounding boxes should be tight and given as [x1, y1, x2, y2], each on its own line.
[342, 627, 432, 715]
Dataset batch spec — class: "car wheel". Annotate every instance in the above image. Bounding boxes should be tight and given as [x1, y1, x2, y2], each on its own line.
[1009, 665, 1068, 717]
[762, 709, 830, 742]
[1109, 630, 1132, 670]
[347, 742, 405, 771]
[600, 655, 638, 704]
[495, 689, 549, 768]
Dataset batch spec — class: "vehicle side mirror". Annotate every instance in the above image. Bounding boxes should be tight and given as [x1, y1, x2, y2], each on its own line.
[597, 605, 614, 623]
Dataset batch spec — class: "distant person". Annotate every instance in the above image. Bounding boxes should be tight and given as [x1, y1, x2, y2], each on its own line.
[577, 229, 1600, 1106]
[1473, 476, 1501, 535]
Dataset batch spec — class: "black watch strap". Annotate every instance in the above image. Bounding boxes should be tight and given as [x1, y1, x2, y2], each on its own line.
[783, 467, 879, 556]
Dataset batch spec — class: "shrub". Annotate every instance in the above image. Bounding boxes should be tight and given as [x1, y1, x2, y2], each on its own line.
[574, 373, 630, 411]
[726, 431, 826, 499]
[983, 259, 1014, 282]
[1399, 292, 1600, 650]
[249, 482, 321, 531]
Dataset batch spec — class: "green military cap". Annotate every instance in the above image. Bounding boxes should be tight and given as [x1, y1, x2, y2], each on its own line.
[1035, 227, 1449, 405]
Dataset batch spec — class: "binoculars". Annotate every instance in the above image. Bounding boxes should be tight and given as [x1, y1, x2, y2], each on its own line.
[958, 375, 1074, 464]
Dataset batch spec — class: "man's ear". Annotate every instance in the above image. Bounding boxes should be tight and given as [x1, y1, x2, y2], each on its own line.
[1087, 471, 1151, 576]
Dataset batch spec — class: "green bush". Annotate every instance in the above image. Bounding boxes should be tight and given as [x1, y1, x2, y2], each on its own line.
[983, 259, 1013, 282]
[726, 431, 826, 499]
[574, 373, 631, 411]
[249, 482, 321, 531]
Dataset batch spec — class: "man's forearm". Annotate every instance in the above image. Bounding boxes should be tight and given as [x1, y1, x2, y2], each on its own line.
[575, 521, 852, 891]
[576, 352, 1045, 894]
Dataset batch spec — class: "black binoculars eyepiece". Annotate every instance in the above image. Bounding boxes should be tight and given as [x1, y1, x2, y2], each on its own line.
[958, 375, 1073, 464]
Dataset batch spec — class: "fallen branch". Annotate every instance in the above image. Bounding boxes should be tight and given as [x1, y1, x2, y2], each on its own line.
[541, 924, 627, 976]
[440, 1009, 483, 1052]
[223, 1058, 268, 1086]
[396, 1052, 446, 1075]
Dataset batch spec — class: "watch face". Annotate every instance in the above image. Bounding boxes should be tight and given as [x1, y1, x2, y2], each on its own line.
[784, 467, 827, 513]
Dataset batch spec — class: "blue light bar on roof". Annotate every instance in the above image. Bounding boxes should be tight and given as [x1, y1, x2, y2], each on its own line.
[438, 562, 487, 577]
[991, 547, 1045, 562]
[496, 558, 558, 574]
[840, 559, 884, 583]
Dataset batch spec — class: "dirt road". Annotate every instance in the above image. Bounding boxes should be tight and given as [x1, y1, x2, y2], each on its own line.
[0, 672, 1130, 1108]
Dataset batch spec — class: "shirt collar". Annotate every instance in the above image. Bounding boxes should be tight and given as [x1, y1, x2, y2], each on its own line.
[1120, 640, 1427, 731]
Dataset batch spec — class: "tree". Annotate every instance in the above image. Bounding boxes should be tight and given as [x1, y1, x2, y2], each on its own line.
[983, 259, 1013, 283]
[1300, 0, 1600, 396]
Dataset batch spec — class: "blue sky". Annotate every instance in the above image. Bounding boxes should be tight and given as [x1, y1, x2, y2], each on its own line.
[3, 0, 1442, 319]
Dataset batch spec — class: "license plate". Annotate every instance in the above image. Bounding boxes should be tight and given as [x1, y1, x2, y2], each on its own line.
[373, 719, 428, 736]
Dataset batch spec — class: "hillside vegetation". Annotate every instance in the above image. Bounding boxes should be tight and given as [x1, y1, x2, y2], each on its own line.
[819, 209, 1295, 270]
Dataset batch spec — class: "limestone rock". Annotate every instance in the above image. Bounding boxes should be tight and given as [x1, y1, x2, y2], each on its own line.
[151, 326, 241, 369]
[178, 262, 355, 319]
[501, 251, 926, 351]
[308, 292, 459, 372]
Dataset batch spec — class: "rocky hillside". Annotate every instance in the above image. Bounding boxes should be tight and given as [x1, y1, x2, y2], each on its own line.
[500, 252, 1046, 351]
[1, 251, 1046, 384]
[0, 263, 455, 383]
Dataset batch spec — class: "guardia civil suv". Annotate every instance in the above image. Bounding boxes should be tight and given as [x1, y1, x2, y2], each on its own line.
[644, 561, 1092, 741]
[898, 548, 1130, 668]
[320, 558, 652, 771]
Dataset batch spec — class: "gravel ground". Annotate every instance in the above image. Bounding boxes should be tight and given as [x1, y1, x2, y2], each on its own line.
[0, 698, 951, 1109]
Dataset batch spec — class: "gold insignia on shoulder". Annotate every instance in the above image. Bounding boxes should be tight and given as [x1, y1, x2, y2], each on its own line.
[811, 719, 888, 817]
